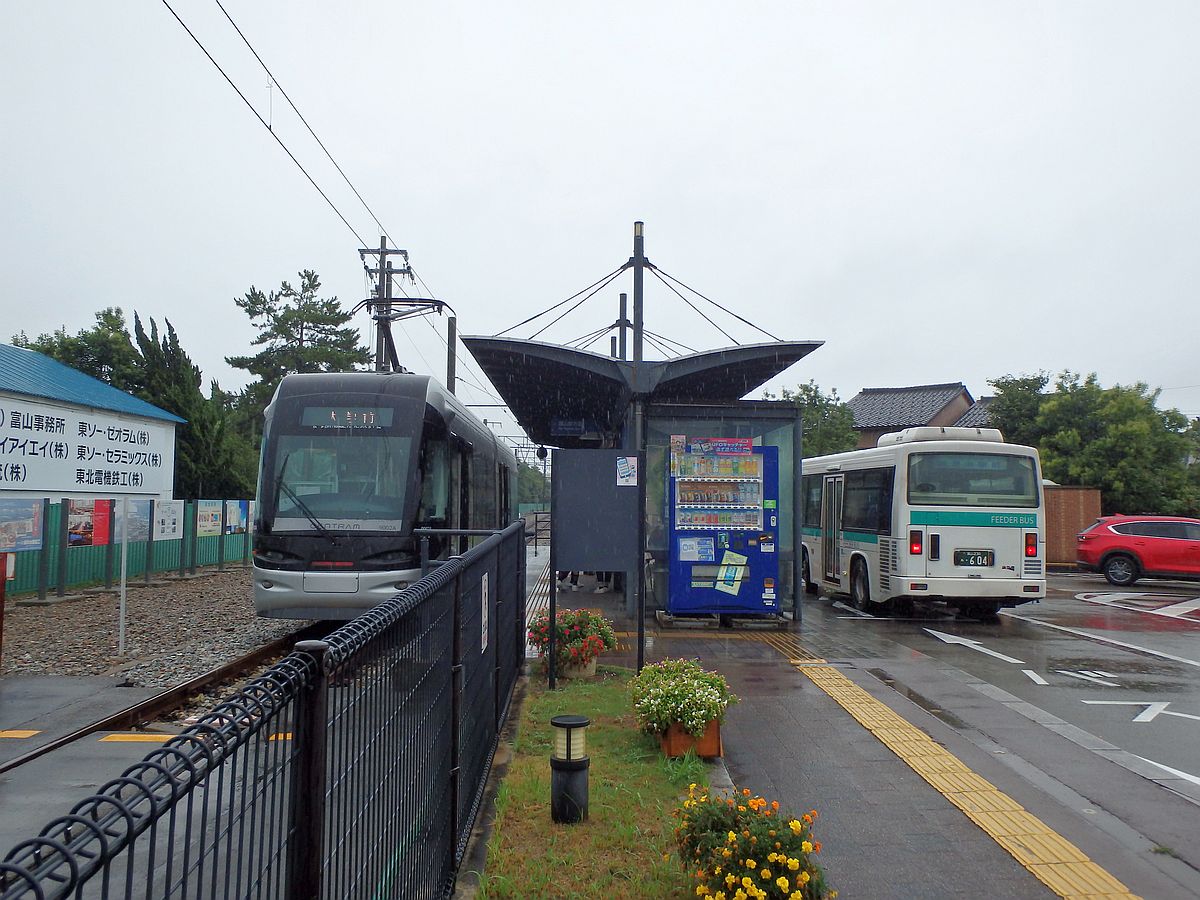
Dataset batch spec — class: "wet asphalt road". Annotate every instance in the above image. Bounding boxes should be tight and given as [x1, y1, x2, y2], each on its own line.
[808, 572, 1200, 787]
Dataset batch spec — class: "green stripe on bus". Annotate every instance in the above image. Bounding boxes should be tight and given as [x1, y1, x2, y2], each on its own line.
[841, 531, 879, 544]
[909, 511, 1037, 528]
[801, 526, 822, 537]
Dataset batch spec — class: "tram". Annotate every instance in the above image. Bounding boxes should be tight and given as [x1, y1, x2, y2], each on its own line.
[800, 427, 1046, 617]
[252, 372, 518, 619]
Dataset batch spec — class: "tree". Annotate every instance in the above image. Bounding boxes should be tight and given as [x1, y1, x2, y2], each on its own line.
[518, 462, 549, 506]
[987, 372, 1049, 447]
[12, 307, 143, 393]
[135, 314, 254, 499]
[1035, 372, 1196, 515]
[763, 380, 857, 457]
[226, 270, 370, 426]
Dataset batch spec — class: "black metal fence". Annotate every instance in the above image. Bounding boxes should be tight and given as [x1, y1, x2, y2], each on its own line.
[0, 521, 527, 900]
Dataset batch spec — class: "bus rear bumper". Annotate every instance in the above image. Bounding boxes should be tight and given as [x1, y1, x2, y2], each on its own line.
[253, 564, 424, 619]
[897, 577, 1045, 603]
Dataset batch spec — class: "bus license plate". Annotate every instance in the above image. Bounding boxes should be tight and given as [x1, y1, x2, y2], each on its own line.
[954, 550, 994, 567]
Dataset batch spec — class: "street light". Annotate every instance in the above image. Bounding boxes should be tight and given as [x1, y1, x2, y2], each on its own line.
[549, 714, 590, 823]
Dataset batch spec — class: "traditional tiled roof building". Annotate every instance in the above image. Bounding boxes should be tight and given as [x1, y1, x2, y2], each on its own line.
[847, 382, 974, 449]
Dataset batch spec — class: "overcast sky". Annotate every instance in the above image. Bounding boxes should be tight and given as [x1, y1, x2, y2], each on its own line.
[5, 1, 1200, 441]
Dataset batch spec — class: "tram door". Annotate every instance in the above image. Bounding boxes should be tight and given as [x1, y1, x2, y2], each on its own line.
[822, 475, 844, 583]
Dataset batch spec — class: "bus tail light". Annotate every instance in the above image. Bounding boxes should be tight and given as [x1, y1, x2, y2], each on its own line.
[1024, 533, 1038, 558]
[909, 530, 923, 555]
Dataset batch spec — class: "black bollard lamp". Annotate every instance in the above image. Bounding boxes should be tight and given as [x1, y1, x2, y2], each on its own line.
[549, 714, 590, 824]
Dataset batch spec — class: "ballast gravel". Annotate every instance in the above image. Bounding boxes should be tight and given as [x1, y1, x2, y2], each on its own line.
[0, 566, 306, 689]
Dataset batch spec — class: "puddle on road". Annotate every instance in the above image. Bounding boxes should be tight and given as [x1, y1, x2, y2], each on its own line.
[867, 668, 971, 730]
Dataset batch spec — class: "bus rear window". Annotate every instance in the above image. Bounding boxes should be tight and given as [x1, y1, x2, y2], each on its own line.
[907, 452, 1038, 508]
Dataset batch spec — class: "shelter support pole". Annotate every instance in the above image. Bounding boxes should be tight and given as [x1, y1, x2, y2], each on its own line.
[792, 413, 804, 627]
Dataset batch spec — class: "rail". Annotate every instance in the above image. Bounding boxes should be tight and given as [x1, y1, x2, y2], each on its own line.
[0, 520, 528, 900]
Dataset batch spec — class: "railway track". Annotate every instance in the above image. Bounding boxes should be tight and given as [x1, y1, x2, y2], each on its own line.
[0, 622, 329, 776]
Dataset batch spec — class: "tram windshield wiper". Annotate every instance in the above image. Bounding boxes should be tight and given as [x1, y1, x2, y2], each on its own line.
[275, 454, 339, 545]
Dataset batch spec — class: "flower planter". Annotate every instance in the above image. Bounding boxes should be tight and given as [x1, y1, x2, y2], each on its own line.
[558, 656, 598, 679]
[658, 720, 723, 758]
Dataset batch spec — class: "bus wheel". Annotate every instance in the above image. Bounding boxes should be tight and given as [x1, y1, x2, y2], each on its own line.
[802, 552, 818, 595]
[972, 601, 1001, 620]
[850, 559, 871, 611]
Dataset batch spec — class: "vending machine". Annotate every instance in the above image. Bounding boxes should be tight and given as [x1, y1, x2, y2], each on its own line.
[666, 437, 780, 617]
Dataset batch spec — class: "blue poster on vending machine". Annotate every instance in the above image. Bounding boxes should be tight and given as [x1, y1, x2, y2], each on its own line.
[666, 437, 780, 616]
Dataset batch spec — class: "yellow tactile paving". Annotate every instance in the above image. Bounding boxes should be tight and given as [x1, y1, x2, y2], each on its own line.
[98, 734, 172, 743]
[778, 658, 1139, 900]
[0, 730, 41, 739]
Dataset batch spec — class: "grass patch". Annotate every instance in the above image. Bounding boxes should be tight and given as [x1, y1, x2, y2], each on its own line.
[479, 666, 699, 898]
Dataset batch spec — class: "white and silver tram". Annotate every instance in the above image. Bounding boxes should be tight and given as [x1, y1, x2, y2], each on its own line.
[252, 372, 518, 619]
[800, 427, 1046, 617]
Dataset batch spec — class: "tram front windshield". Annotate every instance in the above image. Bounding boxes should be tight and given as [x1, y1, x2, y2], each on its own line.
[266, 404, 416, 533]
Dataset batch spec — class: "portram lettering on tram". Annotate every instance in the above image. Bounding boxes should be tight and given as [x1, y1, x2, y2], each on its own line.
[799, 427, 1046, 618]
[252, 372, 517, 619]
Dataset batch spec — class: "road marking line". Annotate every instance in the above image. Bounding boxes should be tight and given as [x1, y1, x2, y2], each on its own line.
[1057, 670, 1119, 687]
[1082, 700, 1200, 723]
[1133, 755, 1200, 787]
[1153, 596, 1200, 617]
[787, 659, 1138, 898]
[0, 730, 41, 739]
[925, 628, 1026, 664]
[98, 734, 172, 743]
[1000, 611, 1200, 668]
[1022, 670, 1049, 685]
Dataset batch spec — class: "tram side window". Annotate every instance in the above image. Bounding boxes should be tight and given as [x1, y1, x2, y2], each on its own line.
[802, 475, 823, 528]
[842, 467, 894, 535]
[419, 436, 450, 526]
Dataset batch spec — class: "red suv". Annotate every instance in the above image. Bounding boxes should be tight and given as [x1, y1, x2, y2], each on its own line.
[1077, 515, 1200, 586]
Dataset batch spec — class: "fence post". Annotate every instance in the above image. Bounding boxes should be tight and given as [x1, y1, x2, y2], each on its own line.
[145, 499, 155, 585]
[288, 640, 331, 900]
[449, 564, 464, 854]
[36, 499, 50, 602]
[104, 500, 117, 589]
[189, 501, 199, 575]
[217, 501, 227, 572]
[57, 499, 69, 597]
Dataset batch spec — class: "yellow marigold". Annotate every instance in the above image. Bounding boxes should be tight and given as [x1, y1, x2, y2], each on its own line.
[722, 848, 732, 858]
[787, 857, 799, 871]
[734, 892, 747, 900]
[725, 873, 737, 887]
[800, 871, 811, 884]
[742, 876, 754, 888]
[788, 819, 802, 835]
[766, 852, 777, 863]
[759, 867, 772, 880]
[738, 805, 746, 812]
[776, 876, 790, 891]
[695, 886, 708, 897]
[746, 859, 757, 869]
[802, 840, 813, 853]
[790, 893, 803, 900]
[714, 894, 726, 900]
[728, 831, 738, 843]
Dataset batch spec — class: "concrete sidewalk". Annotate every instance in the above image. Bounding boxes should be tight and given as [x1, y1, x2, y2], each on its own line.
[535, 559, 1167, 899]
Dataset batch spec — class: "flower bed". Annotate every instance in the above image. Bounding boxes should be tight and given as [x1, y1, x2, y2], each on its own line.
[527, 607, 617, 673]
[629, 658, 738, 738]
[675, 786, 833, 899]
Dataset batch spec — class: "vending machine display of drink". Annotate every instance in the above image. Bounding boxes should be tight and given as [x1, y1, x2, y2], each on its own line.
[666, 437, 780, 616]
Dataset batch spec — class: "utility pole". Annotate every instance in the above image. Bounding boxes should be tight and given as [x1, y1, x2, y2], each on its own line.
[358, 236, 411, 372]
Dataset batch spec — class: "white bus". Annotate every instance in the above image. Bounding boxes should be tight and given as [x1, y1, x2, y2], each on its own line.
[800, 427, 1045, 617]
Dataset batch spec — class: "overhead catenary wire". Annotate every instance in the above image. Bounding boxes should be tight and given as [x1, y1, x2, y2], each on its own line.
[211, 0, 393, 244]
[160, 0, 369, 248]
